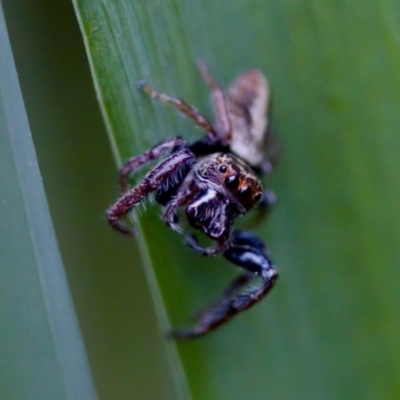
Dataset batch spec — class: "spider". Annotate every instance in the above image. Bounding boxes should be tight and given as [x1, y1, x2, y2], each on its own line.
[107, 62, 279, 339]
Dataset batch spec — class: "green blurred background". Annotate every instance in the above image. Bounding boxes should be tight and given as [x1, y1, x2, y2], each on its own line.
[3, 0, 400, 399]
[3, 1, 177, 399]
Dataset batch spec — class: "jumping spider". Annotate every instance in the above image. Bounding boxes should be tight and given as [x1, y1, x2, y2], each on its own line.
[107, 62, 279, 339]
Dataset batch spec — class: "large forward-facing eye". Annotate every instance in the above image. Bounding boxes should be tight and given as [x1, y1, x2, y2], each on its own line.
[239, 186, 252, 197]
[253, 192, 262, 202]
[224, 175, 240, 190]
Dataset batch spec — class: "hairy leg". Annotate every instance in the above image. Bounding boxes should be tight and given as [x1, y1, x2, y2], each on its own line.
[197, 60, 232, 143]
[107, 148, 195, 235]
[170, 231, 278, 339]
[163, 185, 194, 234]
[184, 233, 230, 257]
[119, 137, 187, 192]
[137, 81, 216, 138]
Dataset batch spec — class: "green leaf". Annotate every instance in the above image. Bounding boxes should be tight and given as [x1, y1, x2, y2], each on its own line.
[0, 5, 96, 400]
[73, 1, 400, 399]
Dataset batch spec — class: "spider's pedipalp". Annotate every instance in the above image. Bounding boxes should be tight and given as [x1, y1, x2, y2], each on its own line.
[162, 185, 194, 233]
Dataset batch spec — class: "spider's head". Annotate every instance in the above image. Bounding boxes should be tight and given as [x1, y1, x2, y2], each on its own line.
[194, 153, 263, 213]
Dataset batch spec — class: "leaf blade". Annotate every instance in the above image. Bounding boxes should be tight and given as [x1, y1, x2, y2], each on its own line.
[72, 1, 400, 399]
[0, 5, 97, 399]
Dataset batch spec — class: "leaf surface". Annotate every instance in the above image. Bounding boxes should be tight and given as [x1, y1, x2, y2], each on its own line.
[0, 4, 97, 400]
[73, 1, 400, 398]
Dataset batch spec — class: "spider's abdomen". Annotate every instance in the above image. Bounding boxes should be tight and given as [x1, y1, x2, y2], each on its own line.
[225, 70, 269, 166]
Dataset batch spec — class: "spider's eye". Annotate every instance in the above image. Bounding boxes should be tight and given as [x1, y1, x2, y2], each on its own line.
[239, 186, 252, 197]
[219, 165, 227, 173]
[224, 175, 240, 190]
[253, 193, 262, 202]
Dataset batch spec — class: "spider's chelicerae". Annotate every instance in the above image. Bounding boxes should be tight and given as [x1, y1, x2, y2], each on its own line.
[107, 62, 279, 339]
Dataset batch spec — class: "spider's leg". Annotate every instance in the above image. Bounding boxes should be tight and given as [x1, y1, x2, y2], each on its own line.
[119, 137, 187, 192]
[223, 231, 277, 281]
[137, 81, 217, 137]
[107, 148, 195, 235]
[184, 233, 230, 256]
[163, 185, 194, 234]
[224, 230, 266, 252]
[170, 231, 278, 339]
[197, 60, 232, 143]
[192, 272, 252, 320]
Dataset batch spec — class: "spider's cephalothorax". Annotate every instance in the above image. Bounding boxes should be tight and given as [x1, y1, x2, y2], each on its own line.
[107, 62, 279, 339]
